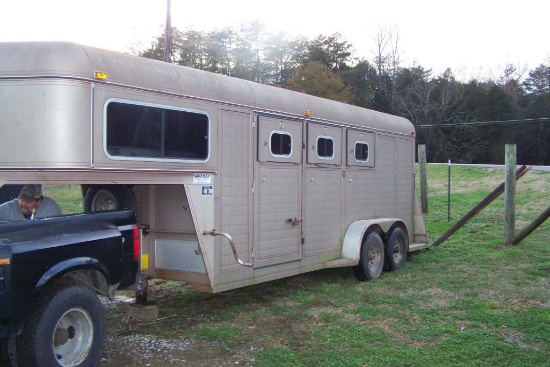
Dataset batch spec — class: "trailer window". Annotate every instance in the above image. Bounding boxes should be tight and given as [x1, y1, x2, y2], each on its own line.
[105, 101, 209, 161]
[270, 131, 292, 157]
[316, 136, 334, 159]
[354, 142, 369, 162]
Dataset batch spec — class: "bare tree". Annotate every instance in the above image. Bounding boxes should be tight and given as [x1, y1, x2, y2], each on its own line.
[371, 25, 402, 111]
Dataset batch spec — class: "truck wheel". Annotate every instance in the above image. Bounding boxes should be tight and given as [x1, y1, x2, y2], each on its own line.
[16, 284, 105, 367]
[384, 228, 408, 271]
[354, 232, 384, 281]
[84, 185, 136, 212]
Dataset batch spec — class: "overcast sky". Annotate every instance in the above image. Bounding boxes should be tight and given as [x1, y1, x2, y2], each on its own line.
[0, 0, 548, 80]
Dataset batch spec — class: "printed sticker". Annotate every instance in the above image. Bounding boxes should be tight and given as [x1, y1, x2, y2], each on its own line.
[202, 186, 213, 195]
[193, 174, 211, 184]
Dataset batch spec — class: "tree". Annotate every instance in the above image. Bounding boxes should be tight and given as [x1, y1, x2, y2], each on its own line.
[523, 63, 550, 95]
[263, 32, 300, 86]
[285, 61, 353, 103]
[338, 59, 377, 108]
[371, 26, 402, 113]
[398, 67, 481, 162]
[205, 27, 235, 75]
[138, 31, 167, 61]
[230, 20, 266, 81]
[174, 29, 209, 69]
[303, 33, 353, 71]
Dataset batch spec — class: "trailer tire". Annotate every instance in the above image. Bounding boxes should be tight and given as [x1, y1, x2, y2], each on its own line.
[353, 232, 385, 281]
[84, 185, 136, 212]
[16, 284, 105, 367]
[352, 264, 367, 281]
[384, 228, 408, 271]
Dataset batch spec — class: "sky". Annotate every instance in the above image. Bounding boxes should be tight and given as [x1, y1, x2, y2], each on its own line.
[0, 0, 548, 80]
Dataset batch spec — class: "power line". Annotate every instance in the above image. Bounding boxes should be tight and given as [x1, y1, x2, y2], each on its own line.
[417, 117, 550, 128]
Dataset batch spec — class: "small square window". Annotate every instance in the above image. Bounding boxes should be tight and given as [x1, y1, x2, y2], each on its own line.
[270, 132, 292, 156]
[354, 142, 369, 162]
[317, 136, 334, 159]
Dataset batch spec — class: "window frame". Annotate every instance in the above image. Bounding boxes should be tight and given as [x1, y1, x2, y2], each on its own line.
[103, 98, 210, 163]
[346, 129, 375, 167]
[269, 130, 293, 158]
[353, 141, 370, 163]
[316, 135, 335, 160]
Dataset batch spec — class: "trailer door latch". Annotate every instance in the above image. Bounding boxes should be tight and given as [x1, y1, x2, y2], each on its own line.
[288, 215, 303, 226]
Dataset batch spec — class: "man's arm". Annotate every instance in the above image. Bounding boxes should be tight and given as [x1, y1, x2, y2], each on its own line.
[0, 199, 24, 221]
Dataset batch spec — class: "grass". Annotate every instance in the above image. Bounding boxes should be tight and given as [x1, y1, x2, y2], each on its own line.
[42, 184, 83, 214]
[54, 167, 550, 366]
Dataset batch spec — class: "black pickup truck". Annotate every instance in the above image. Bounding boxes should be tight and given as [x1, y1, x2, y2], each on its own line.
[0, 210, 140, 367]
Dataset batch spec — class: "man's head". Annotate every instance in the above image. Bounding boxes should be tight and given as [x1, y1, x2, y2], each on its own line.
[18, 185, 43, 215]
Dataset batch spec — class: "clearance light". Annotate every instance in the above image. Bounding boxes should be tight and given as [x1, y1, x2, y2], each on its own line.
[305, 110, 312, 117]
[94, 71, 107, 80]
[0, 258, 10, 265]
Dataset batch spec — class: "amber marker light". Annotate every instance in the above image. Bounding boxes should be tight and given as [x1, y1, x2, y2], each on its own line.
[305, 110, 312, 116]
[94, 71, 107, 80]
[0, 258, 10, 265]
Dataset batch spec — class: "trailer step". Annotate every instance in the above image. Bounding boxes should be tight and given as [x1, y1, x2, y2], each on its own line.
[409, 243, 430, 252]
[324, 257, 358, 268]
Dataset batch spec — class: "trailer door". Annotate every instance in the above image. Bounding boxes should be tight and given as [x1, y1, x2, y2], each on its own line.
[255, 116, 303, 267]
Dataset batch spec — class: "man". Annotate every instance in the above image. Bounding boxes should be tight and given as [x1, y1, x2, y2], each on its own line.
[0, 185, 62, 221]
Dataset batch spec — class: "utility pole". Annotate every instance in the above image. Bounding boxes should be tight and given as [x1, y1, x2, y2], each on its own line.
[163, 0, 172, 63]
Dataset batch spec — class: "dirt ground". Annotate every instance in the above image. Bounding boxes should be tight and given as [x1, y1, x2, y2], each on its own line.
[98, 284, 259, 367]
[99, 335, 253, 367]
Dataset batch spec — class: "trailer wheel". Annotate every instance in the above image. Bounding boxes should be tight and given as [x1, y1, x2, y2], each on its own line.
[84, 185, 136, 212]
[16, 284, 105, 367]
[353, 232, 385, 281]
[384, 228, 408, 271]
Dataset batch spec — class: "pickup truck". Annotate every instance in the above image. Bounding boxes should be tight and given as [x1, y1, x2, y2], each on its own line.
[0, 210, 140, 367]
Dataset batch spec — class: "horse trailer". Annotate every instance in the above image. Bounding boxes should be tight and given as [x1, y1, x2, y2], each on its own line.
[0, 42, 428, 296]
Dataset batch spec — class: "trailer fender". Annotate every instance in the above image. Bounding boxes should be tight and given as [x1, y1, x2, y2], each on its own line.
[342, 219, 402, 261]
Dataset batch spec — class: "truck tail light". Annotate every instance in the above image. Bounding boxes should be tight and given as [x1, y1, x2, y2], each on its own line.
[132, 224, 140, 261]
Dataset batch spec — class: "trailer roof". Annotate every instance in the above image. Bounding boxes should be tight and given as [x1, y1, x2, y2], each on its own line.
[0, 41, 414, 135]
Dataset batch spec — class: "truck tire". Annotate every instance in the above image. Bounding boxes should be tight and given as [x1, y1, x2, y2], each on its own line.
[353, 232, 385, 281]
[0, 338, 16, 367]
[384, 228, 408, 271]
[84, 185, 136, 212]
[16, 284, 106, 367]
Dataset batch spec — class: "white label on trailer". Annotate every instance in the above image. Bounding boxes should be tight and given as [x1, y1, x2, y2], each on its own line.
[193, 174, 211, 184]
[202, 186, 213, 195]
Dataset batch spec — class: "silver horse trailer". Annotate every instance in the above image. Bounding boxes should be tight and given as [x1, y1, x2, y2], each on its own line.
[0, 42, 428, 295]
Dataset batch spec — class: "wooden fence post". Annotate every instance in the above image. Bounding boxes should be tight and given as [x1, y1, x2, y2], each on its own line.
[418, 145, 428, 214]
[513, 206, 550, 245]
[504, 144, 516, 246]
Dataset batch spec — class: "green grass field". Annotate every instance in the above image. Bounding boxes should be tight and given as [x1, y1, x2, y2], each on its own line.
[50, 166, 550, 366]
[41, 184, 83, 214]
